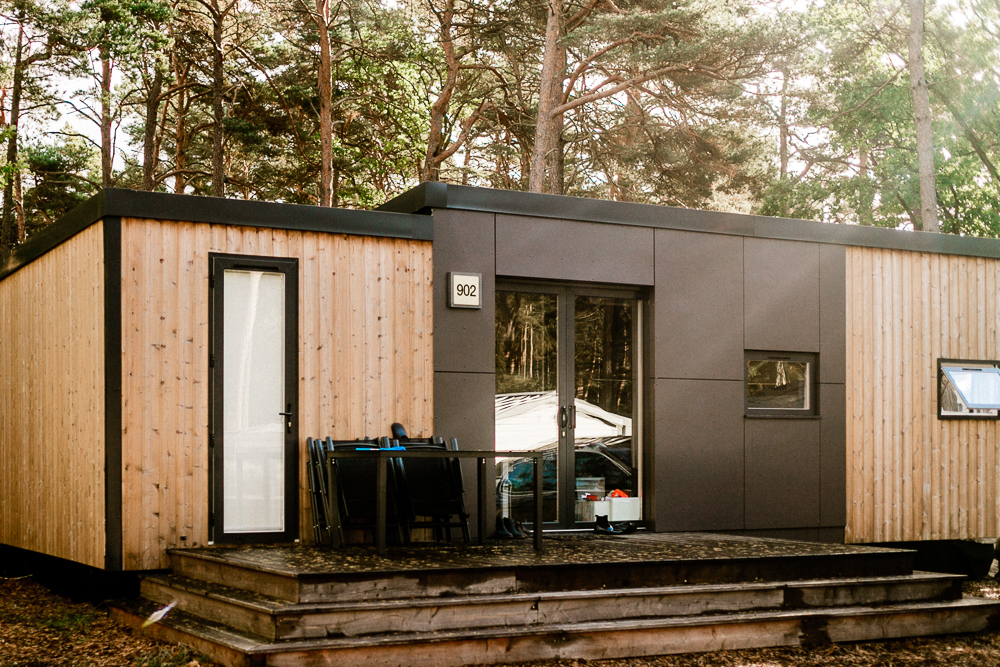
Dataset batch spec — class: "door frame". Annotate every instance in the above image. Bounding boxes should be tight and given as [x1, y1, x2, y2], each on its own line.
[209, 253, 299, 544]
[496, 280, 644, 529]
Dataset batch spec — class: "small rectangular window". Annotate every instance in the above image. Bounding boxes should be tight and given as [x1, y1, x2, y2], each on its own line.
[939, 359, 1000, 419]
[745, 352, 816, 417]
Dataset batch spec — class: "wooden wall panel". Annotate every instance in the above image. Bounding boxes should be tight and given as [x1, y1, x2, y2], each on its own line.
[846, 247, 1000, 543]
[120, 219, 433, 570]
[0, 223, 105, 567]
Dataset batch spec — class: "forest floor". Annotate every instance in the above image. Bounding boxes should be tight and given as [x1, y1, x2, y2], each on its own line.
[2, 575, 1000, 666]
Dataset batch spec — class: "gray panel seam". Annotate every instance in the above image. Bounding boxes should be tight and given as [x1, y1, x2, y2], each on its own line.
[434, 370, 495, 375]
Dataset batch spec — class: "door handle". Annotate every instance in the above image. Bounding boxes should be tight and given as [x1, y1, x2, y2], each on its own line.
[279, 405, 293, 432]
[559, 406, 568, 428]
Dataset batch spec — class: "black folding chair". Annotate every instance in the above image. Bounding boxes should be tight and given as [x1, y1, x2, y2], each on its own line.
[306, 437, 334, 545]
[325, 437, 410, 546]
[390, 435, 471, 543]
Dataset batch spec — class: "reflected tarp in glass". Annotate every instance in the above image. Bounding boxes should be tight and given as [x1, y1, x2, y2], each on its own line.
[942, 366, 1000, 410]
[746, 359, 809, 410]
[495, 292, 558, 523]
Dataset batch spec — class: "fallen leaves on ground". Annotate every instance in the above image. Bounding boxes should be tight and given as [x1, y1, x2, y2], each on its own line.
[0, 576, 217, 667]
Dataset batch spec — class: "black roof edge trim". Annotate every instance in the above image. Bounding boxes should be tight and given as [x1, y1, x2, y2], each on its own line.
[381, 183, 1000, 260]
[377, 181, 448, 215]
[0, 188, 432, 282]
[0, 190, 107, 282]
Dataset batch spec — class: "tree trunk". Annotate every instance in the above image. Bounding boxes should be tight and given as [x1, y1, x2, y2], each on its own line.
[908, 0, 939, 232]
[528, 0, 563, 193]
[317, 0, 333, 205]
[332, 165, 340, 207]
[211, 0, 226, 197]
[545, 43, 566, 195]
[2, 23, 24, 250]
[461, 144, 472, 185]
[173, 56, 188, 194]
[778, 68, 789, 218]
[858, 148, 874, 225]
[100, 52, 113, 186]
[141, 67, 164, 191]
[14, 167, 24, 243]
[422, 0, 458, 183]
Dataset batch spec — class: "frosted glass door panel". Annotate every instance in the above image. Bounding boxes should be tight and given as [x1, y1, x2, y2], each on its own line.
[223, 269, 286, 533]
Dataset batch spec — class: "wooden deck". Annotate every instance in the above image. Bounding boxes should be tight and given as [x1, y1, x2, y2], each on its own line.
[113, 533, 1000, 667]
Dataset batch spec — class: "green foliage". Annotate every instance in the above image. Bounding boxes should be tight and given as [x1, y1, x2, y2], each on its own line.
[3, 0, 999, 238]
[21, 134, 100, 235]
[756, 0, 1000, 236]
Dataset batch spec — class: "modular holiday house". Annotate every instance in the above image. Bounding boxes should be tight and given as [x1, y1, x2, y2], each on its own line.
[3, 184, 1000, 573]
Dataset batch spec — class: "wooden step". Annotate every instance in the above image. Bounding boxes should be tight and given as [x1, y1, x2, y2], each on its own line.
[168, 539, 916, 603]
[113, 595, 1000, 667]
[140, 571, 964, 641]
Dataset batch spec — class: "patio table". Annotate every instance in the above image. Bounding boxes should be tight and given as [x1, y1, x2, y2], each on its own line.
[325, 449, 544, 555]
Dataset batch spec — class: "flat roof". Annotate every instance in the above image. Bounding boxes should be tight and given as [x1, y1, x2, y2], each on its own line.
[1, 189, 433, 281]
[379, 182, 1000, 260]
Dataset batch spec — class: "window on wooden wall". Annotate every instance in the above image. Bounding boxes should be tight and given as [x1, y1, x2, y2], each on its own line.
[938, 359, 1000, 419]
[745, 352, 817, 417]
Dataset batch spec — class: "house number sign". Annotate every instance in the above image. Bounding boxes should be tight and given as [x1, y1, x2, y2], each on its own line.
[448, 272, 482, 309]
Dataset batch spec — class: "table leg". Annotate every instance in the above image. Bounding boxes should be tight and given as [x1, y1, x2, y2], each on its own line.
[533, 455, 543, 551]
[477, 457, 488, 545]
[376, 456, 387, 556]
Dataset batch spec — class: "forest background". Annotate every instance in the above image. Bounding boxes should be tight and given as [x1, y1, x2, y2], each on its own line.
[1, 0, 998, 252]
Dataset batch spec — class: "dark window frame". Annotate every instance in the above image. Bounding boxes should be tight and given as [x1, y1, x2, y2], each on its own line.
[494, 279, 648, 529]
[937, 358, 1000, 421]
[744, 350, 819, 419]
[209, 252, 300, 544]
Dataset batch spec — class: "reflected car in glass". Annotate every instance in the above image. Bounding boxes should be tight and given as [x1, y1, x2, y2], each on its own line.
[496, 436, 633, 524]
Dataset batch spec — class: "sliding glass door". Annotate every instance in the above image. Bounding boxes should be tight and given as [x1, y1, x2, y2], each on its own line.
[495, 283, 641, 529]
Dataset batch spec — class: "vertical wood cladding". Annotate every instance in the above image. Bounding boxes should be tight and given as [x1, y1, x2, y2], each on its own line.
[120, 218, 433, 570]
[846, 246, 1000, 543]
[0, 223, 106, 568]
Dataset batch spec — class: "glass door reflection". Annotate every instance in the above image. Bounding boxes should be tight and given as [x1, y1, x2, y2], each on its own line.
[494, 291, 559, 524]
[495, 285, 641, 530]
[573, 296, 637, 524]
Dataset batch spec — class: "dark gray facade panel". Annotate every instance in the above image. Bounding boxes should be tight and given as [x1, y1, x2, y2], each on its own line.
[655, 379, 745, 531]
[433, 370, 497, 539]
[495, 215, 654, 285]
[744, 238, 821, 353]
[745, 419, 821, 529]
[816, 526, 847, 543]
[653, 230, 744, 381]
[433, 209, 496, 374]
[820, 384, 847, 527]
[820, 244, 847, 384]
